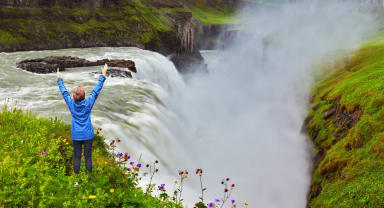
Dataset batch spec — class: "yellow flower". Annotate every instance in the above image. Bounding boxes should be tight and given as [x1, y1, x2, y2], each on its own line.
[244, 202, 249, 206]
[66, 142, 69, 145]
[89, 195, 96, 199]
[110, 188, 114, 193]
[174, 180, 178, 184]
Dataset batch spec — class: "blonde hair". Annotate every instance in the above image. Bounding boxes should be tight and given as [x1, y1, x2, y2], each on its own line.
[73, 86, 85, 102]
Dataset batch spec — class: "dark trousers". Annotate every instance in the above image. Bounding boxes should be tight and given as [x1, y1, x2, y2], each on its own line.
[73, 139, 93, 174]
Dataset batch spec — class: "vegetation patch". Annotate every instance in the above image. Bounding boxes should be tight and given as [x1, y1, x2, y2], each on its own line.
[0, 107, 181, 207]
[305, 41, 384, 207]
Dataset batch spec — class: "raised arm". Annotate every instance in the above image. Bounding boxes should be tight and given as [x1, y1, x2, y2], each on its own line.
[57, 76, 73, 107]
[88, 65, 107, 109]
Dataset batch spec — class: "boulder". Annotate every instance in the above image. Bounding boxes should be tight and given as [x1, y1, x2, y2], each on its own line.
[92, 68, 132, 78]
[16, 56, 137, 74]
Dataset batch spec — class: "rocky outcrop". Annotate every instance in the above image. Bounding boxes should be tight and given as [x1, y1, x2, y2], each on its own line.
[169, 12, 207, 73]
[16, 56, 136, 74]
[92, 68, 132, 78]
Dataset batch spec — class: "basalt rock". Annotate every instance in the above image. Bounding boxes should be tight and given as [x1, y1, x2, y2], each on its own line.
[92, 68, 132, 78]
[16, 56, 136, 74]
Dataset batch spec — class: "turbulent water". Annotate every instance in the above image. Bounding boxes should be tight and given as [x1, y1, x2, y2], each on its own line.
[0, 2, 378, 207]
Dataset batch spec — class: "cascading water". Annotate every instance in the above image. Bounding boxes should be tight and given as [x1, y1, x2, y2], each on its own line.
[0, 2, 378, 208]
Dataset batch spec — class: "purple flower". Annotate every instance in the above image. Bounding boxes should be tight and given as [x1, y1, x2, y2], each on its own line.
[215, 199, 220, 203]
[119, 153, 123, 157]
[208, 203, 215, 208]
[44, 152, 48, 155]
[127, 168, 131, 172]
[136, 163, 142, 168]
[158, 184, 165, 191]
[129, 161, 134, 165]
[232, 200, 235, 204]
[40, 152, 44, 155]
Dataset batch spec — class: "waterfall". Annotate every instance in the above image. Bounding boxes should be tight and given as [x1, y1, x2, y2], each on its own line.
[0, 2, 378, 207]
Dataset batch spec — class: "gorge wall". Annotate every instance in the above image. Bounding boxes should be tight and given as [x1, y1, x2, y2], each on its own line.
[0, 0, 240, 73]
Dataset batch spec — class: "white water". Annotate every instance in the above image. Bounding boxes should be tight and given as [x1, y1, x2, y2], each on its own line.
[0, 2, 378, 208]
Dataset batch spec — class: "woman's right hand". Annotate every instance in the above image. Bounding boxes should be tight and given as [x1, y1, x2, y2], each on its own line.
[102, 64, 108, 77]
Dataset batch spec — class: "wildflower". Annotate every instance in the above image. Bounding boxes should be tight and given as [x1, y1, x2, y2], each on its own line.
[146, 164, 150, 168]
[136, 163, 142, 168]
[174, 180, 178, 184]
[124, 154, 130, 161]
[134, 167, 139, 171]
[44, 152, 48, 155]
[208, 202, 215, 207]
[74, 182, 79, 188]
[66, 142, 69, 145]
[221, 181, 224, 185]
[224, 188, 228, 193]
[119, 153, 123, 157]
[155, 168, 159, 172]
[40, 152, 44, 155]
[232, 200, 235, 204]
[244, 202, 249, 206]
[158, 184, 165, 191]
[127, 168, 131, 172]
[110, 189, 114, 193]
[89, 195, 96, 199]
[226, 178, 230, 181]
[232, 184, 235, 188]
[179, 171, 183, 176]
[117, 139, 120, 143]
[129, 161, 134, 165]
[155, 160, 159, 164]
[196, 168, 203, 175]
[215, 199, 220, 202]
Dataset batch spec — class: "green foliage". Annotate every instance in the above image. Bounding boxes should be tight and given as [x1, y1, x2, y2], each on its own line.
[306, 41, 384, 207]
[0, 107, 181, 207]
[189, 7, 237, 25]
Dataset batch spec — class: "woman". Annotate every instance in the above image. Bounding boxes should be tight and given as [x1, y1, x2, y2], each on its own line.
[57, 64, 107, 174]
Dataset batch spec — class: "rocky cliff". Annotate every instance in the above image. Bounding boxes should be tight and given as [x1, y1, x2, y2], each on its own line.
[0, 0, 240, 73]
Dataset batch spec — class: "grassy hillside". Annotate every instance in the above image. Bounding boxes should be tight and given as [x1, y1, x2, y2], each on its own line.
[0, 0, 237, 51]
[0, 107, 181, 207]
[305, 41, 384, 207]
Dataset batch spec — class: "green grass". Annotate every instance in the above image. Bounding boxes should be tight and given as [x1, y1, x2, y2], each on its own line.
[0, 107, 181, 207]
[305, 41, 384, 207]
[189, 7, 237, 25]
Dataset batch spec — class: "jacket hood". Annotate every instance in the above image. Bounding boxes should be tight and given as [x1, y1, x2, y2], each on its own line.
[74, 99, 87, 112]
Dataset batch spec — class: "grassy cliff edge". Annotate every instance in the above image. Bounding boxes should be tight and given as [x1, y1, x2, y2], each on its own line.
[305, 41, 384, 207]
[0, 107, 181, 207]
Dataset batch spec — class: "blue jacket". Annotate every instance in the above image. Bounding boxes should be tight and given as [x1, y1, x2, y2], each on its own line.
[58, 75, 106, 141]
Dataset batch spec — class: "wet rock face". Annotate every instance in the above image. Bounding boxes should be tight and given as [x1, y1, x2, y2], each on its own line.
[92, 68, 132, 78]
[168, 11, 207, 74]
[16, 56, 136, 74]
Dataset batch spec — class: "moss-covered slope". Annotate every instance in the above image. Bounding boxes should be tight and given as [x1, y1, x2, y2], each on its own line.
[305, 42, 384, 207]
[0, 107, 181, 207]
[0, 0, 236, 51]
